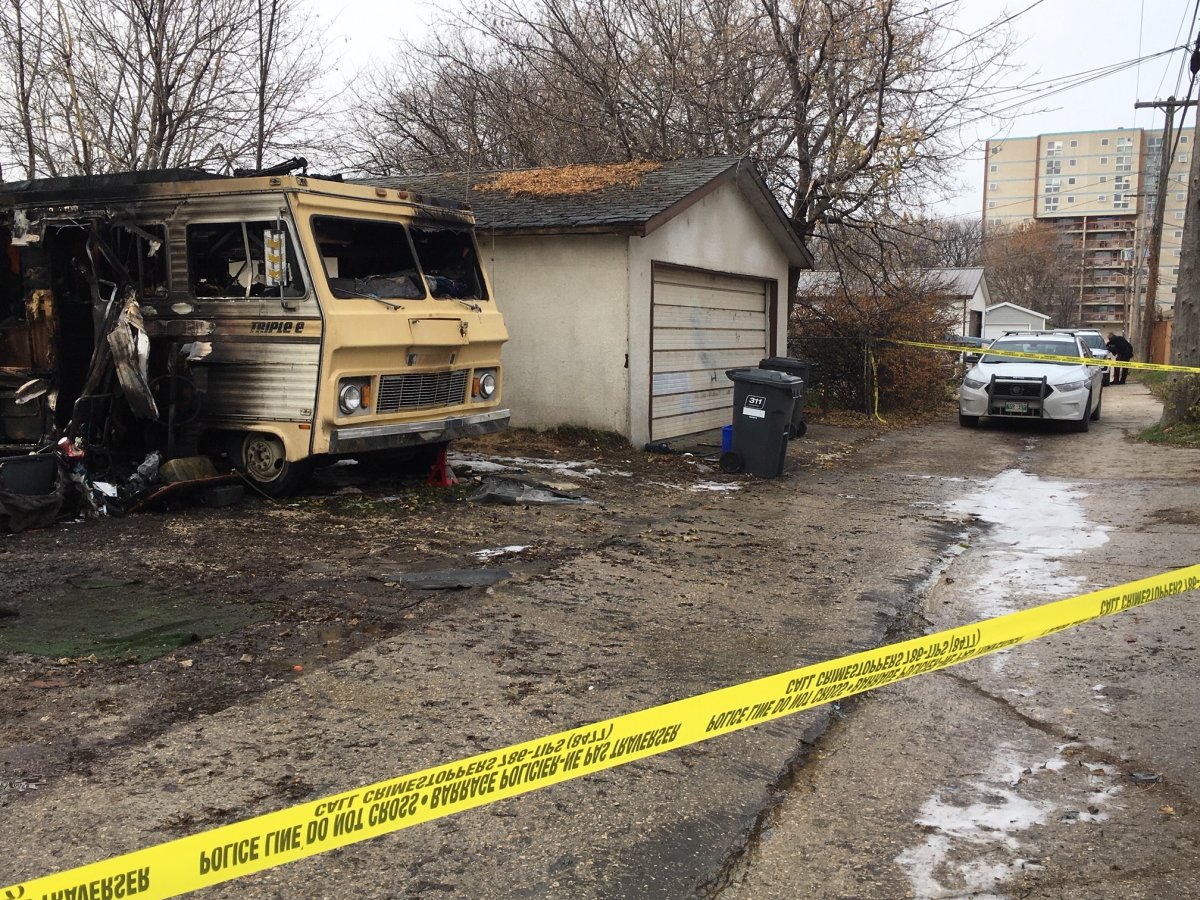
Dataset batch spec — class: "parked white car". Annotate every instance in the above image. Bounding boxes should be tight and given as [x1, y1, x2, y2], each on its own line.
[1058, 328, 1114, 385]
[958, 331, 1104, 431]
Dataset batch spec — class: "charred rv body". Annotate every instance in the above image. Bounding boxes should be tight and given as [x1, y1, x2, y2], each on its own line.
[0, 170, 509, 498]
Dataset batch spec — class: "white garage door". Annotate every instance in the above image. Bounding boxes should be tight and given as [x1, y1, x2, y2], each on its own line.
[650, 266, 770, 442]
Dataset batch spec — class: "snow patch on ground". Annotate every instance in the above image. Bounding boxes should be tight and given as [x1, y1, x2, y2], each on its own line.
[449, 453, 630, 479]
[472, 545, 530, 561]
[448, 453, 638, 482]
[897, 742, 1124, 898]
[895, 745, 1056, 899]
[691, 481, 741, 493]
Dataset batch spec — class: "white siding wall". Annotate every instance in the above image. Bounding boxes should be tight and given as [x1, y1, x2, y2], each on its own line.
[482, 234, 630, 433]
[983, 305, 1051, 340]
[967, 285, 989, 335]
[627, 182, 792, 446]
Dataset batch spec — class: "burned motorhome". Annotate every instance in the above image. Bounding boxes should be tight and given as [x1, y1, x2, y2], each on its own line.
[0, 170, 509, 504]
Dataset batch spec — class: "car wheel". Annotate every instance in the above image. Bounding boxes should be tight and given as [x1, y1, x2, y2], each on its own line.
[959, 413, 979, 428]
[1090, 389, 1102, 421]
[1071, 394, 1092, 433]
[239, 432, 312, 497]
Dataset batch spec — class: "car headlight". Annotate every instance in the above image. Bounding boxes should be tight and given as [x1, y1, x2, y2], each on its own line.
[472, 369, 498, 400]
[1057, 379, 1088, 393]
[963, 377, 986, 389]
[338, 380, 370, 414]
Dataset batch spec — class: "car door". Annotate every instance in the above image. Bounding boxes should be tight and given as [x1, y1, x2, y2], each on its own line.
[1081, 341, 1104, 395]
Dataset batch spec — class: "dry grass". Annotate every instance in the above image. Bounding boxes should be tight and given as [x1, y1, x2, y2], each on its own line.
[474, 162, 662, 197]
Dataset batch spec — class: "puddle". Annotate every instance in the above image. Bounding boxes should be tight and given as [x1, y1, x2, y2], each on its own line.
[0, 581, 269, 660]
[947, 470, 1109, 617]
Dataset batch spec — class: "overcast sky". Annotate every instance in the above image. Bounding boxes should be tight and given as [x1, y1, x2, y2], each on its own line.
[323, 0, 1198, 220]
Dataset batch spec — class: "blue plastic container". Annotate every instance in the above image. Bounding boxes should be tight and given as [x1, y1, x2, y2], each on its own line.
[721, 424, 733, 453]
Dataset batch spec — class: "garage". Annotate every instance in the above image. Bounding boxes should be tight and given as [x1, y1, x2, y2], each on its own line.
[650, 265, 773, 441]
[365, 157, 809, 446]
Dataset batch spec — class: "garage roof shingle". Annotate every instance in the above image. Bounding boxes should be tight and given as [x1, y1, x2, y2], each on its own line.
[361, 157, 743, 231]
[358, 157, 810, 266]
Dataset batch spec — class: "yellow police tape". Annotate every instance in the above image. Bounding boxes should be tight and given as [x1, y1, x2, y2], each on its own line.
[888, 338, 1200, 374]
[5, 564, 1199, 899]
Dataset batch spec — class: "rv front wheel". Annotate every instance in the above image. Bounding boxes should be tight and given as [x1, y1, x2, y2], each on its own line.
[239, 432, 310, 497]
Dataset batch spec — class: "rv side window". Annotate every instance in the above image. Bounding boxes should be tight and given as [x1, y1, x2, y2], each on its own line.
[312, 216, 424, 300]
[112, 223, 168, 297]
[410, 226, 487, 300]
[188, 220, 301, 299]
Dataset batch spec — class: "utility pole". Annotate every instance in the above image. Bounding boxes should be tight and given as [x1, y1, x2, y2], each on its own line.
[1134, 97, 1197, 361]
[1163, 91, 1200, 423]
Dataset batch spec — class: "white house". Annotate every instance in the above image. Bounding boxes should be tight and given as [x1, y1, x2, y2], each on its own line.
[364, 158, 811, 446]
[983, 302, 1052, 340]
[791, 267, 991, 337]
[929, 267, 990, 338]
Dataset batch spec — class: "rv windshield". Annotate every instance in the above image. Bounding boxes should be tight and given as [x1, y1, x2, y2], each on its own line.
[311, 216, 488, 302]
[410, 226, 487, 300]
[312, 217, 425, 300]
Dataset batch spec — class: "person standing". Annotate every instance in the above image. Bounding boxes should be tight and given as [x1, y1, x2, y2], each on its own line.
[1106, 332, 1134, 384]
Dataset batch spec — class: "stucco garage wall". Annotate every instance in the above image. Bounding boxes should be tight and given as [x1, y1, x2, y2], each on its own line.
[482, 233, 630, 433]
[626, 181, 791, 446]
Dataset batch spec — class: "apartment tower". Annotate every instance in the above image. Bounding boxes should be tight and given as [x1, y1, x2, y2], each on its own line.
[982, 125, 1193, 333]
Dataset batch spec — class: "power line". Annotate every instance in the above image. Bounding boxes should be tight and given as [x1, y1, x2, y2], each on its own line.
[931, 0, 1051, 59]
[1135, 0, 1146, 122]
[1153, 0, 1198, 99]
[984, 48, 1184, 119]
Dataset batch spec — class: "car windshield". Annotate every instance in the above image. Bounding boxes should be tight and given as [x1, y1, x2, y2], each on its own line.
[980, 340, 1081, 365]
[1078, 333, 1106, 351]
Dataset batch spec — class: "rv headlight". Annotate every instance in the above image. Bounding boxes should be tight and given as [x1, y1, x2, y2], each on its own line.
[473, 370, 498, 400]
[338, 381, 363, 413]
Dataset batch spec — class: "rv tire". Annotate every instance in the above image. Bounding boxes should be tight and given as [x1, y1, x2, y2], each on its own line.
[238, 432, 311, 497]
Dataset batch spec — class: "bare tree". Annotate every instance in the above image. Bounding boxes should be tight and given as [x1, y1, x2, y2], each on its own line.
[0, 0, 51, 178]
[353, 0, 1010, 256]
[983, 221, 1077, 327]
[352, 0, 776, 175]
[0, 0, 325, 178]
[914, 218, 983, 269]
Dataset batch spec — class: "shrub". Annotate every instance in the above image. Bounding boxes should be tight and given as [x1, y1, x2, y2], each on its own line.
[789, 275, 958, 415]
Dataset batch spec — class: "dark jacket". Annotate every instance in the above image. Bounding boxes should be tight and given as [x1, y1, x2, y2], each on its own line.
[1106, 335, 1134, 360]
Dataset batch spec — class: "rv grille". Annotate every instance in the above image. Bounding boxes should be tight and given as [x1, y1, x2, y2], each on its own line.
[377, 371, 469, 412]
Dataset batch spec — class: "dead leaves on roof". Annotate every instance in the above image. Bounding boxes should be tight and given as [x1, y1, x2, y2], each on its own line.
[474, 161, 662, 197]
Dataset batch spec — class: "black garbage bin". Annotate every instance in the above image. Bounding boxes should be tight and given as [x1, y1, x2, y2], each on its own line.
[758, 356, 815, 438]
[720, 368, 803, 477]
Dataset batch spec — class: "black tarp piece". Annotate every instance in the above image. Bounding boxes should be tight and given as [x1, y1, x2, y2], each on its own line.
[392, 569, 513, 590]
[467, 475, 594, 506]
[0, 467, 71, 533]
